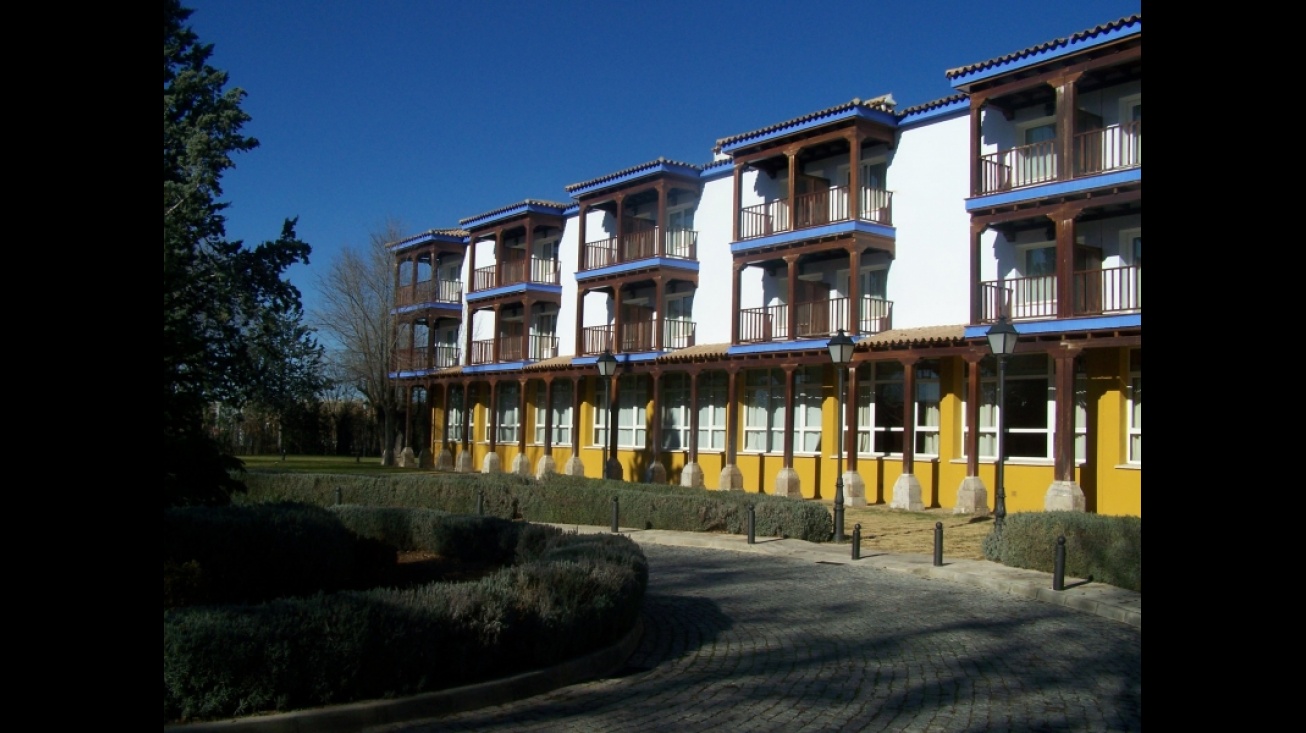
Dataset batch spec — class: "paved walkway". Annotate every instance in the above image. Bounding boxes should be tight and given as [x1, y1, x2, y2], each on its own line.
[173, 527, 1142, 733]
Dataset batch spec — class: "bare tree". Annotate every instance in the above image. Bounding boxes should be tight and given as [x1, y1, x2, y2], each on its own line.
[313, 218, 406, 464]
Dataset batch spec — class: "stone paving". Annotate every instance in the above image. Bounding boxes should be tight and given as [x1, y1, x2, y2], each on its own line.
[372, 545, 1141, 733]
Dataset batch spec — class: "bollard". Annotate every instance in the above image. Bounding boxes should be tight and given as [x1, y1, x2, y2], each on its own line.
[1053, 535, 1066, 591]
[477, 490, 484, 516]
[611, 496, 620, 533]
[335, 487, 342, 506]
[933, 522, 944, 566]
[851, 523, 861, 560]
[747, 504, 756, 544]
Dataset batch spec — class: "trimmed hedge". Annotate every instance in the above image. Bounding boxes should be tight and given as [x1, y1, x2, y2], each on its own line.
[982, 511, 1141, 592]
[238, 471, 834, 542]
[163, 503, 647, 723]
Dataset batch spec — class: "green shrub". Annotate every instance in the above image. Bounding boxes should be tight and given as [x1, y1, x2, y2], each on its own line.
[163, 508, 647, 724]
[983, 512, 1140, 592]
[239, 471, 833, 542]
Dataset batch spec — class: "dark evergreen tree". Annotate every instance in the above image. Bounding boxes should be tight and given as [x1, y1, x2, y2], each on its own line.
[164, 0, 324, 506]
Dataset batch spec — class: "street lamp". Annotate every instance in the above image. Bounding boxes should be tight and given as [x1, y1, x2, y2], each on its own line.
[827, 329, 855, 542]
[985, 315, 1019, 534]
[596, 349, 619, 480]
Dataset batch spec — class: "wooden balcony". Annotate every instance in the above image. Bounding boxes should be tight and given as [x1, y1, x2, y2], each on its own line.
[978, 121, 1142, 195]
[663, 319, 696, 349]
[738, 296, 892, 343]
[580, 226, 698, 271]
[979, 265, 1141, 322]
[581, 325, 613, 355]
[738, 186, 892, 241]
[527, 334, 558, 361]
[392, 345, 460, 372]
[580, 320, 696, 355]
[395, 279, 462, 308]
[470, 257, 561, 291]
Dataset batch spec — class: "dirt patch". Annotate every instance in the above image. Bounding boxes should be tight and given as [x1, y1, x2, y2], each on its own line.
[379, 551, 505, 588]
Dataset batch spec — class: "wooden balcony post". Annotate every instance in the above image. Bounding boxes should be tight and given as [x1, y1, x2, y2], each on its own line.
[847, 129, 862, 220]
[462, 381, 473, 453]
[732, 162, 743, 242]
[649, 369, 662, 473]
[963, 352, 983, 480]
[1051, 208, 1077, 319]
[656, 180, 667, 258]
[688, 369, 700, 465]
[731, 262, 743, 345]
[969, 95, 984, 197]
[725, 366, 740, 468]
[576, 288, 587, 356]
[467, 234, 478, 290]
[1052, 349, 1080, 484]
[493, 228, 503, 287]
[848, 245, 861, 336]
[543, 378, 554, 457]
[845, 363, 858, 474]
[614, 193, 626, 264]
[518, 377, 528, 455]
[785, 255, 799, 340]
[441, 382, 450, 452]
[653, 275, 664, 351]
[786, 149, 798, 218]
[491, 304, 502, 364]
[577, 202, 588, 272]
[970, 222, 986, 324]
[1052, 71, 1083, 181]
[613, 286, 624, 353]
[901, 357, 919, 476]
[524, 217, 535, 282]
[488, 380, 498, 452]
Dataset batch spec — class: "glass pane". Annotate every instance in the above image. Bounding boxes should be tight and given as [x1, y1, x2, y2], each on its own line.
[1005, 378, 1049, 429]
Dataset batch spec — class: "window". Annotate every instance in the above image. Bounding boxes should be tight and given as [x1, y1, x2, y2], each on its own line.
[1128, 350, 1141, 464]
[698, 371, 727, 451]
[962, 355, 1086, 461]
[533, 381, 572, 446]
[1019, 243, 1057, 314]
[666, 207, 696, 258]
[493, 382, 520, 443]
[1018, 119, 1057, 186]
[832, 362, 947, 457]
[661, 373, 690, 450]
[592, 376, 646, 449]
[446, 386, 464, 442]
[794, 367, 823, 453]
[743, 369, 786, 452]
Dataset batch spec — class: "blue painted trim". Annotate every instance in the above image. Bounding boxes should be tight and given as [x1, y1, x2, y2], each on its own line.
[389, 369, 435, 379]
[571, 351, 660, 367]
[730, 220, 894, 253]
[392, 301, 462, 316]
[727, 336, 856, 356]
[390, 234, 468, 255]
[567, 161, 703, 197]
[962, 313, 1141, 339]
[465, 283, 563, 302]
[575, 258, 700, 282]
[966, 168, 1140, 211]
[721, 106, 898, 154]
[700, 162, 733, 182]
[897, 101, 968, 130]
[461, 202, 569, 229]
[461, 362, 528, 375]
[949, 22, 1140, 90]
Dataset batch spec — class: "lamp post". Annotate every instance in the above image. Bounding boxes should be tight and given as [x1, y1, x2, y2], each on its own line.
[985, 315, 1018, 534]
[596, 349, 619, 480]
[827, 329, 855, 542]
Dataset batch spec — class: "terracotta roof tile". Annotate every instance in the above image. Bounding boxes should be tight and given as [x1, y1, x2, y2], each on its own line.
[857, 325, 968, 348]
[946, 14, 1141, 81]
[714, 94, 897, 153]
[458, 199, 572, 227]
[386, 228, 469, 250]
[565, 157, 703, 194]
[523, 355, 576, 371]
[898, 93, 969, 117]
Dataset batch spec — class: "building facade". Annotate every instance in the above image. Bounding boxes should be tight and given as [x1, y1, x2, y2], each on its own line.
[388, 14, 1142, 516]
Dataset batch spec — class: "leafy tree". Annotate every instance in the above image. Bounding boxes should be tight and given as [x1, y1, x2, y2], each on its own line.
[164, 0, 324, 506]
[313, 219, 406, 464]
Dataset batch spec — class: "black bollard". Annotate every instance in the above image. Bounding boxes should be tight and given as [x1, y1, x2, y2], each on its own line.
[933, 522, 944, 566]
[747, 504, 756, 544]
[611, 496, 620, 533]
[477, 490, 484, 516]
[1053, 535, 1066, 591]
[851, 523, 861, 560]
[335, 487, 342, 506]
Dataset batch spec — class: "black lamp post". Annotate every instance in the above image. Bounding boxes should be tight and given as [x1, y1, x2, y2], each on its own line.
[596, 349, 619, 480]
[985, 315, 1018, 533]
[827, 329, 855, 542]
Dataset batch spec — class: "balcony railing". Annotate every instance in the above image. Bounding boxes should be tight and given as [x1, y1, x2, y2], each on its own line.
[663, 319, 696, 349]
[581, 325, 613, 355]
[738, 187, 892, 241]
[431, 344, 460, 368]
[580, 227, 698, 271]
[978, 121, 1143, 195]
[579, 320, 695, 354]
[470, 339, 494, 365]
[527, 334, 558, 361]
[979, 266, 1141, 322]
[395, 278, 463, 307]
[740, 296, 893, 342]
[470, 257, 561, 291]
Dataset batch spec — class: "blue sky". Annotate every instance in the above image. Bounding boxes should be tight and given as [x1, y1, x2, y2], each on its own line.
[183, 0, 1141, 325]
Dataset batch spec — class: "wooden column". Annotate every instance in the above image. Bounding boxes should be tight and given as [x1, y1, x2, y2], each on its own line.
[543, 378, 554, 457]
[649, 369, 662, 471]
[847, 245, 861, 335]
[688, 370, 700, 465]
[571, 376, 583, 463]
[848, 129, 862, 221]
[731, 262, 743, 344]
[441, 382, 450, 451]
[725, 366, 740, 466]
[1051, 207, 1077, 319]
[615, 194, 626, 264]
[845, 362, 858, 473]
[493, 228, 504, 287]
[969, 95, 984, 197]
[964, 353, 983, 477]
[1053, 350, 1079, 483]
[491, 304, 502, 364]
[518, 377, 528, 455]
[655, 180, 667, 258]
[1053, 72, 1083, 181]
[732, 162, 743, 242]
[782, 365, 796, 469]
[901, 357, 919, 475]
[576, 287, 587, 356]
[608, 372, 619, 476]
[613, 286, 624, 353]
[970, 221, 986, 324]
[785, 255, 799, 340]
[653, 275, 664, 352]
[488, 380, 498, 452]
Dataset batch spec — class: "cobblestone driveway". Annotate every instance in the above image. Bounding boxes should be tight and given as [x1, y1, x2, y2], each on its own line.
[377, 544, 1141, 732]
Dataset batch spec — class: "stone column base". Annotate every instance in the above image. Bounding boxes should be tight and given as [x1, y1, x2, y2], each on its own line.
[510, 453, 531, 476]
[774, 467, 801, 498]
[419, 450, 434, 469]
[534, 454, 556, 479]
[889, 473, 924, 511]
[719, 464, 743, 491]
[645, 461, 667, 484]
[1044, 480, 1086, 512]
[381, 449, 395, 467]
[563, 455, 586, 476]
[680, 462, 704, 488]
[605, 459, 624, 481]
[435, 449, 453, 471]
[953, 476, 989, 515]
[455, 450, 473, 473]
[399, 447, 416, 468]
[481, 452, 501, 474]
[843, 471, 867, 507]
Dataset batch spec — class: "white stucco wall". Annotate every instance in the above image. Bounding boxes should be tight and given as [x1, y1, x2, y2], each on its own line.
[693, 170, 736, 345]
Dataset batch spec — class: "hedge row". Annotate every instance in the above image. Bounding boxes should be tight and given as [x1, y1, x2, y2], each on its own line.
[982, 511, 1141, 592]
[163, 503, 648, 723]
[238, 471, 834, 542]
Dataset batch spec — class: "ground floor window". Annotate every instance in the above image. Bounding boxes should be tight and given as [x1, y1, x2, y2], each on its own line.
[533, 381, 572, 446]
[743, 369, 786, 452]
[1128, 349, 1141, 464]
[794, 367, 823, 453]
[962, 355, 1085, 460]
[494, 382, 519, 443]
[852, 361, 940, 457]
[592, 376, 647, 449]
[662, 373, 690, 450]
[698, 371, 727, 451]
[446, 385, 464, 442]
